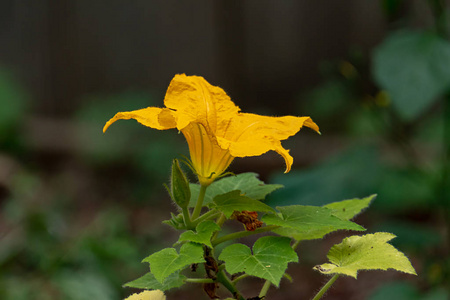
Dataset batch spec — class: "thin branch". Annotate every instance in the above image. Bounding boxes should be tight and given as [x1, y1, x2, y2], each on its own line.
[211, 225, 280, 247]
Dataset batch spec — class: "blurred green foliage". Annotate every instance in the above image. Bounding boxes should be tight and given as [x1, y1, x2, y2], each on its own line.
[1, 1, 449, 299]
[369, 281, 448, 300]
[373, 30, 450, 121]
[0, 67, 29, 151]
[271, 1, 450, 298]
[75, 90, 187, 175]
[267, 146, 384, 207]
[74, 90, 188, 201]
[0, 170, 148, 299]
[0, 76, 186, 298]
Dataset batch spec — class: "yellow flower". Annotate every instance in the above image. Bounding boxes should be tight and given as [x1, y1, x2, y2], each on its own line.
[103, 74, 320, 186]
[124, 290, 165, 300]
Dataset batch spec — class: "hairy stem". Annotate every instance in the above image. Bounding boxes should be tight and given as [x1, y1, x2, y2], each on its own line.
[292, 239, 301, 250]
[231, 274, 249, 284]
[185, 278, 215, 284]
[258, 280, 272, 299]
[215, 213, 227, 227]
[210, 213, 227, 242]
[211, 225, 280, 247]
[192, 184, 208, 220]
[191, 209, 221, 226]
[182, 207, 193, 229]
[216, 269, 245, 300]
[312, 274, 340, 300]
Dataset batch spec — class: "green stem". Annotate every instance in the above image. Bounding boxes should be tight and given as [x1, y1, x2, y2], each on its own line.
[185, 278, 215, 284]
[258, 280, 272, 298]
[191, 209, 221, 226]
[182, 207, 193, 229]
[215, 213, 227, 227]
[216, 269, 245, 300]
[312, 274, 340, 300]
[211, 225, 280, 247]
[210, 213, 227, 242]
[231, 274, 249, 284]
[192, 185, 208, 220]
[292, 239, 301, 250]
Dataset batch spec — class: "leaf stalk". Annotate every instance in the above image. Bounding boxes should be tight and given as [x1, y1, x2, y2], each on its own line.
[211, 225, 280, 247]
[216, 269, 245, 300]
[258, 280, 272, 299]
[192, 184, 208, 220]
[312, 274, 340, 300]
[182, 207, 193, 229]
[185, 278, 215, 284]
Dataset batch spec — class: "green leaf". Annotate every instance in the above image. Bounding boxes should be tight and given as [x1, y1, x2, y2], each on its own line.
[178, 221, 221, 248]
[219, 236, 298, 287]
[314, 232, 417, 278]
[189, 173, 283, 207]
[373, 30, 450, 120]
[213, 190, 276, 218]
[143, 243, 205, 283]
[324, 194, 376, 220]
[262, 205, 365, 241]
[123, 272, 185, 291]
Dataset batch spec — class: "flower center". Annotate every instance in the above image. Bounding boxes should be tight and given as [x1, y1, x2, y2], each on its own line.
[181, 122, 233, 186]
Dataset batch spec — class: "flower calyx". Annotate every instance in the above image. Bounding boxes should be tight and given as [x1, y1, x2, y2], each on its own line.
[167, 159, 191, 209]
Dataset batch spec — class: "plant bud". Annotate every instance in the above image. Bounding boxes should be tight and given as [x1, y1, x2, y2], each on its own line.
[170, 159, 191, 208]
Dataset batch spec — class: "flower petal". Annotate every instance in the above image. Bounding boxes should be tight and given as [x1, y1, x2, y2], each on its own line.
[182, 122, 233, 186]
[124, 290, 166, 300]
[164, 74, 240, 133]
[103, 107, 176, 133]
[217, 114, 320, 172]
[303, 117, 321, 134]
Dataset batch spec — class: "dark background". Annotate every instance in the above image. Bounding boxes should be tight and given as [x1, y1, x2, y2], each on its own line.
[1, 0, 389, 116]
[0, 1, 448, 299]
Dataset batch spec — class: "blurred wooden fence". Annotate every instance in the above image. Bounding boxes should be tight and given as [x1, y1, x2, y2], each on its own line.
[0, 0, 387, 116]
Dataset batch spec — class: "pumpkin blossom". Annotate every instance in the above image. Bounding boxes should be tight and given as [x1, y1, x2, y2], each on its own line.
[103, 74, 320, 186]
[124, 290, 165, 300]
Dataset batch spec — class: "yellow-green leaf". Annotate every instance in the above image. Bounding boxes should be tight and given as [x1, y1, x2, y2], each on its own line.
[314, 232, 417, 278]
